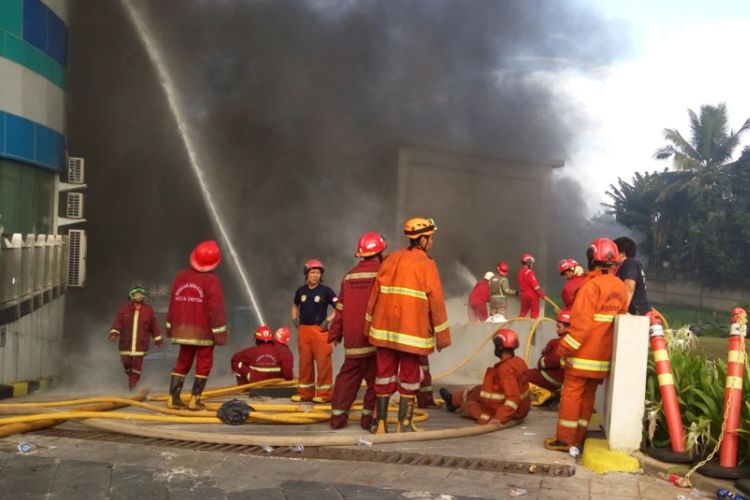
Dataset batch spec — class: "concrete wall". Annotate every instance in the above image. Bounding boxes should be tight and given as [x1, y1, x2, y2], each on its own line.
[648, 277, 748, 312]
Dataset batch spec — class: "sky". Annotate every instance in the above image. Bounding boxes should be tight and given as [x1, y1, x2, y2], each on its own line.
[561, 0, 750, 213]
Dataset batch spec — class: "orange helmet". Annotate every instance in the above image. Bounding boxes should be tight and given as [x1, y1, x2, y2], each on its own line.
[556, 309, 572, 324]
[274, 326, 291, 345]
[403, 217, 437, 239]
[558, 258, 578, 275]
[190, 240, 221, 272]
[355, 232, 388, 257]
[303, 259, 324, 275]
[587, 238, 619, 266]
[496, 261, 509, 276]
[520, 253, 535, 265]
[493, 328, 519, 350]
[255, 325, 273, 342]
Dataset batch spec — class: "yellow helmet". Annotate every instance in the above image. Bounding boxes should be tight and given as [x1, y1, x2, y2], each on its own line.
[403, 217, 437, 239]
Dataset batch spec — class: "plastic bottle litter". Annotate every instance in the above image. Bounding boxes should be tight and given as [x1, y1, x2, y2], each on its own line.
[717, 488, 748, 500]
[357, 437, 373, 447]
[289, 444, 304, 453]
[17, 442, 33, 454]
[260, 445, 274, 453]
[569, 446, 580, 458]
[508, 488, 527, 497]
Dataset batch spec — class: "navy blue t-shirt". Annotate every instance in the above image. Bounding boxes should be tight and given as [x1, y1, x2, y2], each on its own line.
[293, 284, 337, 325]
[616, 258, 652, 315]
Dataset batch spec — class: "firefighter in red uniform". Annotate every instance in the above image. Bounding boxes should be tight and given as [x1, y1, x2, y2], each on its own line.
[230, 326, 294, 385]
[440, 329, 530, 424]
[329, 232, 386, 430]
[166, 240, 228, 410]
[467, 272, 492, 321]
[365, 217, 451, 433]
[517, 253, 546, 319]
[274, 326, 294, 366]
[528, 309, 569, 395]
[559, 258, 586, 309]
[291, 259, 338, 403]
[417, 356, 440, 408]
[109, 286, 162, 389]
[545, 238, 628, 452]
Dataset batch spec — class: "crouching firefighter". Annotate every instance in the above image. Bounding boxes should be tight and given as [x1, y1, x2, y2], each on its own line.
[440, 329, 530, 425]
[527, 309, 570, 405]
[108, 286, 162, 390]
[230, 325, 293, 385]
[329, 232, 386, 430]
[166, 240, 228, 410]
[364, 217, 452, 433]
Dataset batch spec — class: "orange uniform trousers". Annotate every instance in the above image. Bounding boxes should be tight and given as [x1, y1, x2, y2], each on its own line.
[451, 386, 498, 424]
[519, 294, 540, 319]
[556, 372, 601, 446]
[296, 324, 333, 401]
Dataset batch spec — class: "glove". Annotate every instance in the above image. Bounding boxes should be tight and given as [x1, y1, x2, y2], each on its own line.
[292, 317, 300, 328]
[217, 399, 255, 425]
[108, 331, 119, 342]
[435, 329, 452, 352]
[320, 319, 329, 331]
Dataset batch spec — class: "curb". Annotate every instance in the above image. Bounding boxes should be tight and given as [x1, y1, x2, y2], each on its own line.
[0, 377, 57, 400]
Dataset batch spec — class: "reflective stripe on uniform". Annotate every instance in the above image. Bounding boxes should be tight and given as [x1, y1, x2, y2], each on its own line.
[131, 309, 141, 354]
[578, 419, 588, 427]
[558, 418, 578, 429]
[251, 366, 281, 373]
[657, 373, 674, 386]
[593, 313, 615, 323]
[119, 351, 146, 356]
[480, 390, 505, 401]
[419, 386, 432, 392]
[317, 384, 333, 390]
[298, 383, 315, 388]
[345, 346, 376, 356]
[562, 334, 581, 350]
[110, 329, 120, 334]
[153, 336, 162, 342]
[421, 364, 430, 371]
[400, 381, 421, 391]
[540, 369, 562, 387]
[479, 413, 490, 421]
[434, 321, 449, 333]
[369, 327, 435, 349]
[335, 302, 344, 311]
[380, 285, 427, 300]
[653, 349, 669, 362]
[345, 272, 378, 280]
[567, 357, 610, 372]
[540, 358, 546, 369]
[375, 376, 397, 385]
[361, 409, 373, 416]
[726, 376, 743, 390]
[504, 400, 518, 410]
[237, 362, 243, 369]
[172, 338, 215, 346]
[331, 409, 348, 416]
[365, 313, 372, 322]
[165, 321, 171, 329]
[212, 325, 227, 334]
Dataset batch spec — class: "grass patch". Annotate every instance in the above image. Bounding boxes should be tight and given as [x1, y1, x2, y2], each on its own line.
[695, 336, 748, 360]
[652, 302, 730, 337]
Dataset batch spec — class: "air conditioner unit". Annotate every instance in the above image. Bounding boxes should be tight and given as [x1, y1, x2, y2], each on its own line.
[67, 229, 87, 287]
[67, 157, 85, 184]
[66, 192, 84, 219]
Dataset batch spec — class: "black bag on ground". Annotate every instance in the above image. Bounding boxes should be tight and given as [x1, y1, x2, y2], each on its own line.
[217, 399, 254, 425]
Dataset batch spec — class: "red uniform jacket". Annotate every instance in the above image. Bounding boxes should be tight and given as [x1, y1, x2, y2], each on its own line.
[166, 268, 227, 346]
[329, 259, 380, 358]
[562, 275, 587, 308]
[231, 342, 294, 382]
[537, 337, 563, 386]
[110, 302, 161, 356]
[517, 267, 545, 299]
[478, 356, 531, 424]
[468, 279, 489, 321]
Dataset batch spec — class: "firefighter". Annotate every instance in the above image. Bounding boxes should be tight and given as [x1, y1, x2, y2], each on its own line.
[108, 286, 162, 390]
[417, 356, 440, 408]
[329, 232, 386, 430]
[559, 258, 586, 309]
[467, 272, 492, 322]
[527, 309, 569, 403]
[273, 326, 294, 364]
[364, 217, 451, 433]
[517, 254, 546, 319]
[166, 240, 228, 410]
[439, 329, 530, 425]
[291, 259, 338, 403]
[230, 325, 293, 385]
[489, 262, 517, 321]
[544, 238, 628, 452]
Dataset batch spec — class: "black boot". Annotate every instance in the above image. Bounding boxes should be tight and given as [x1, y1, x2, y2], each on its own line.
[397, 396, 418, 432]
[167, 374, 186, 409]
[371, 396, 390, 434]
[439, 387, 456, 412]
[188, 377, 208, 411]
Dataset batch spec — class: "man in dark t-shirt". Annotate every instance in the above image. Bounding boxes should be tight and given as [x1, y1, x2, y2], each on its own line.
[291, 259, 338, 402]
[614, 237, 652, 315]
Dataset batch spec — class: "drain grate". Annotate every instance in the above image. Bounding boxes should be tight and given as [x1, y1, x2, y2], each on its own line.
[31, 428, 575, 477]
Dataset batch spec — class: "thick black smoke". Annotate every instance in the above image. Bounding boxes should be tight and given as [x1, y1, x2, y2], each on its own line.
[65, 0, 628, 345]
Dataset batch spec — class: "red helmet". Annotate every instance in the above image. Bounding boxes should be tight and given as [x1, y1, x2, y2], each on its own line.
[255, 325, 273, 342]
[520, 253, 535, 265]
[587, 238, 619, 266]
[355, 232, 388, 258]
[303, 259, 324, 275]
[274, 326, 291, 345]
[190, 240, 221, 272]
[496, 261, 509, 276]
[556, 309, 572, 324]
[558, 258, 578, 275]
[493, 328, 519, 349]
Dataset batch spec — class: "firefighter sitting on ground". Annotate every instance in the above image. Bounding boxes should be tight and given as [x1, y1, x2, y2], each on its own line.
[230, 325, 293, 386]
[439, 329, 530, 425]
[488, 262, 517, 322]
[109, 286, 162, 390]
[527, 309, 570, 406]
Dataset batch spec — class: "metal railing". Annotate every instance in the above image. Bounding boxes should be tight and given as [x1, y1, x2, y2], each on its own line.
[0, 233, 68, 309]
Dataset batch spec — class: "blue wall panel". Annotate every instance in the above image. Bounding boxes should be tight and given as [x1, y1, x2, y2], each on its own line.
[5, 113, 35, 160]
[22, 0, 47, 52]
[0, 111, 64, 172]
[46, 10, 66, 66]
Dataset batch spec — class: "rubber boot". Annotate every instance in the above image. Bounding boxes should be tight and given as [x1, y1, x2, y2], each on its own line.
[360, 411, 373, 431]
[370, 396, 390, 434]
[439, 387, 456, 412]
[397, 395, 418, 432]
[167, 374, 186, 409]
[188, 377, 208, 411]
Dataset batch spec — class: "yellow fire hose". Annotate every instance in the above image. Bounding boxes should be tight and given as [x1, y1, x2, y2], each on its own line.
[543, 296, 562, 314]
